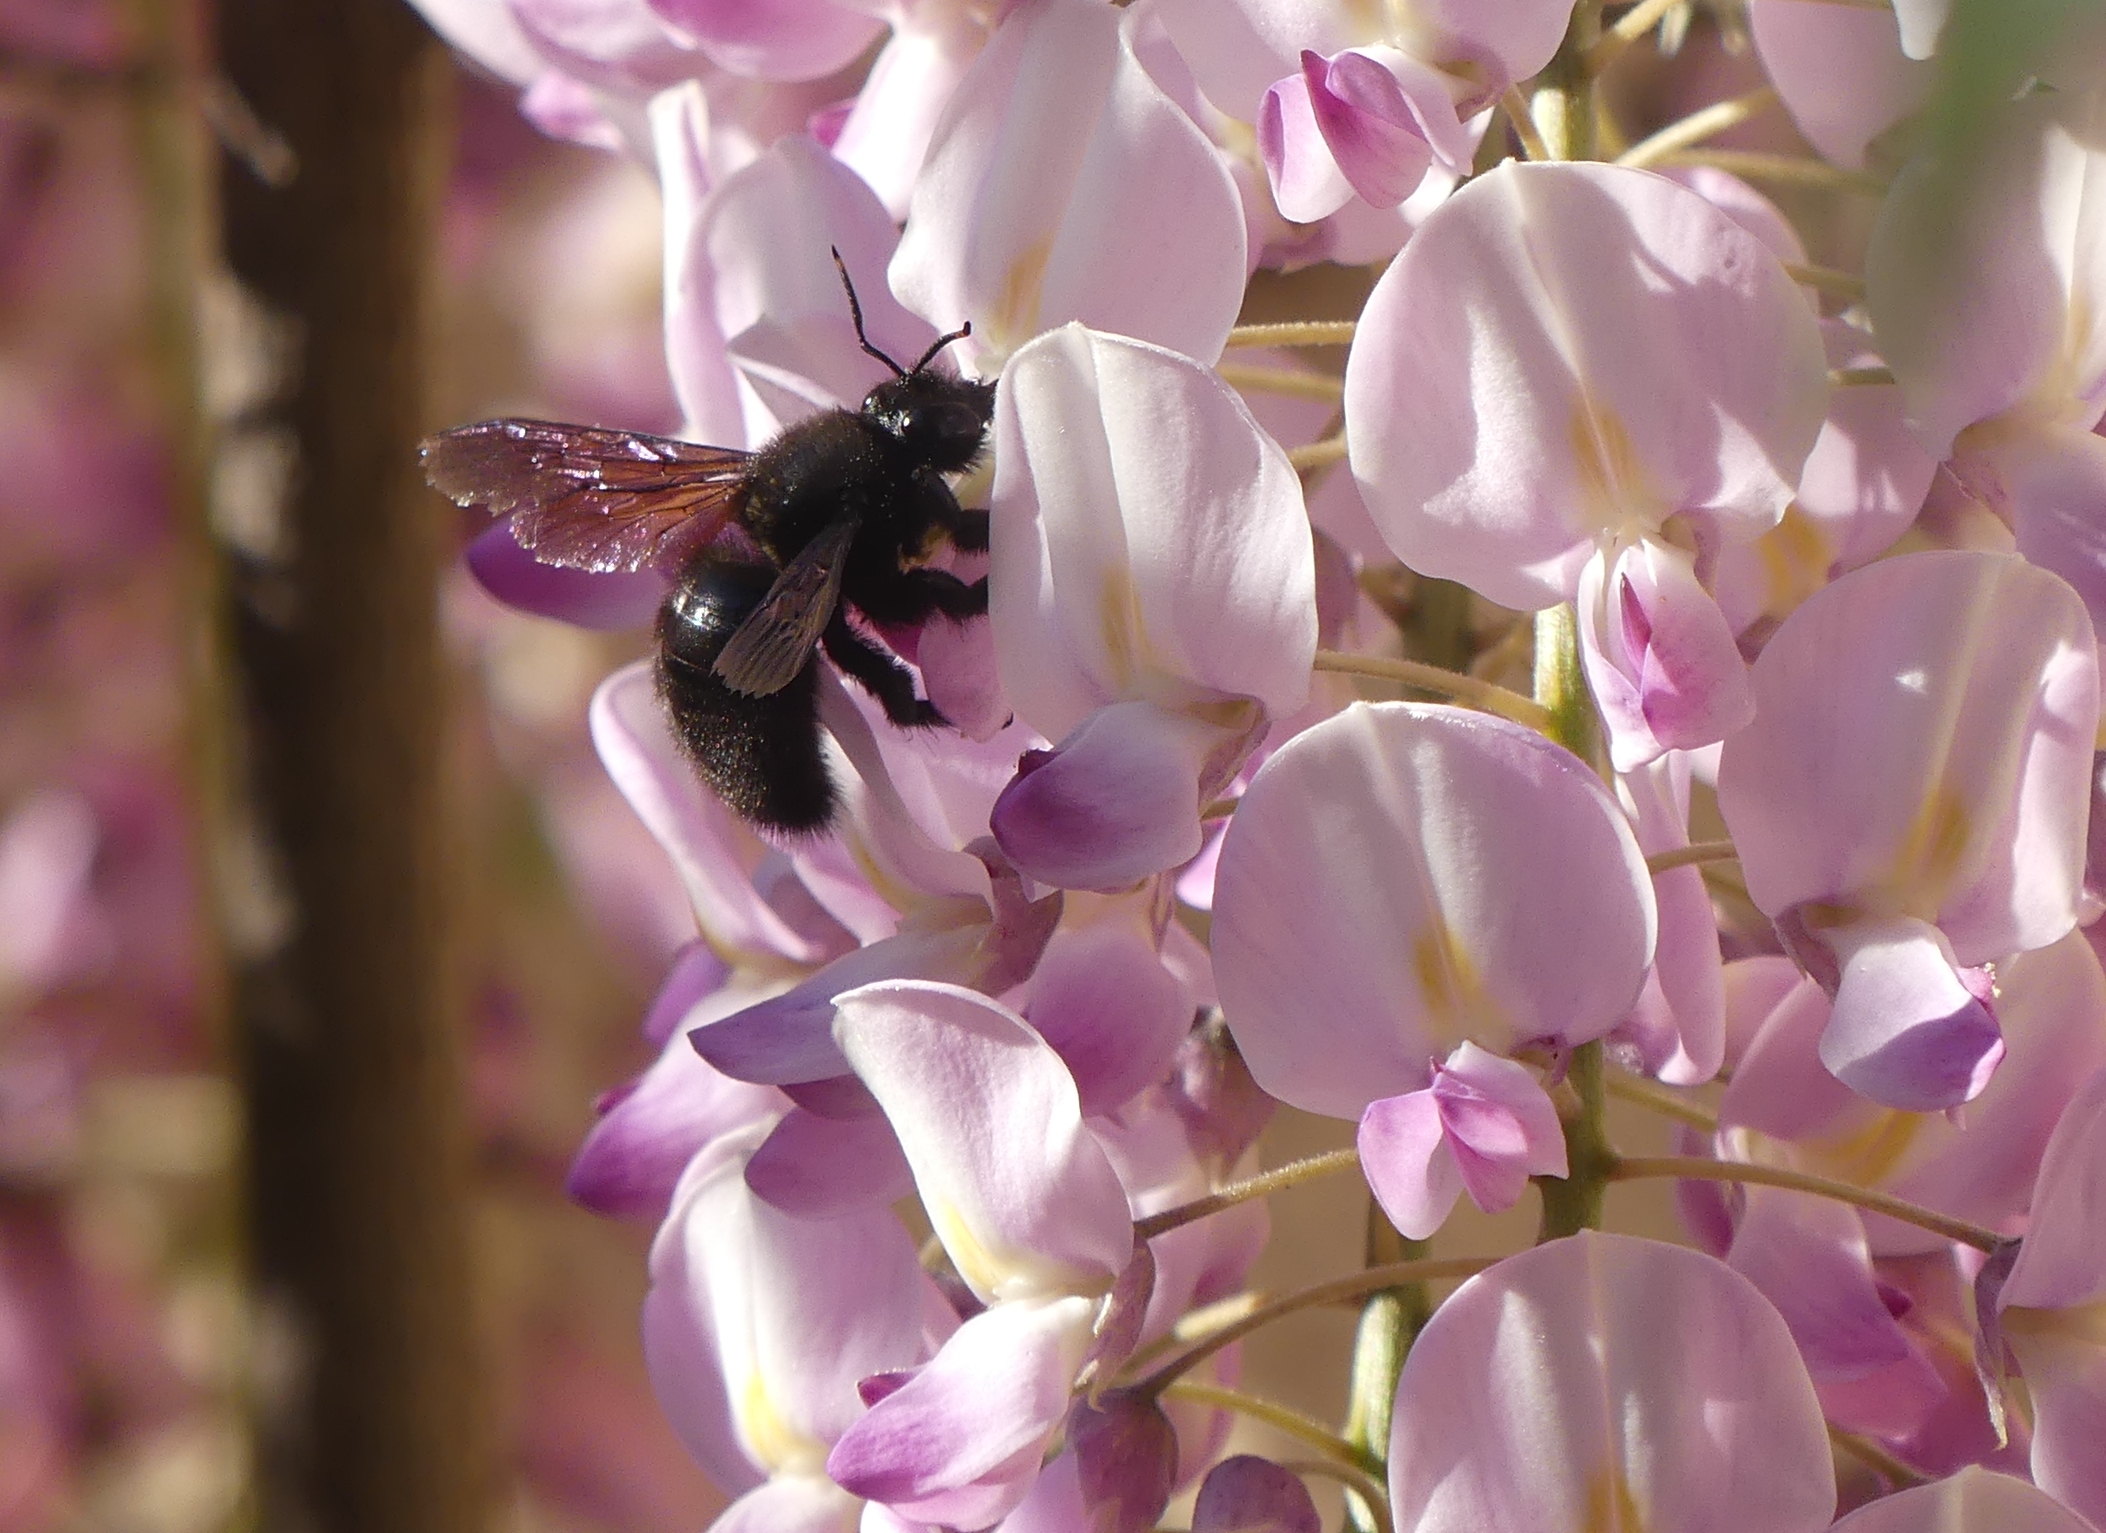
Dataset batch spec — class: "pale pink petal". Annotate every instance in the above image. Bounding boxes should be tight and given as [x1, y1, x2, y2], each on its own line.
[413, 0, 550, 82]
[1399, 0, 1576, 87]
[711, 1478, 863, 1533]
[1388, 1232, 1835, 1533]
[2000, 1063, 2106, 1312]
[1432, 1041, 1567, 1212]
[1345, 161, 1829, 610]
[645, 1125, 932, 1482]
[1613, 755, 1725, 1084]
[1717, 550, 2098, 967]
[1867, 95, 2106, 460]
[1302, 49, 1438, 208]
[589, 662, 835, 965]
[2002, 1068, 2106, 1527]
[1192, 1456, 1320, 1533]
[1213, 703, 1655, 1119]
[509, 0, 701, 89]
[651, 82, 749, 446]
[1724, 1184, 1917, 1385]
[1259, 69, 1356, 225]
[991, 702, 1239, 894]
[742, 1106, 914, 1216]
[1024, 913, 1195, 1116]
[832, 981, 1134, 1301]
[890, 0, 1247, 372]
[1829, 1468, 2096, 1533]
[689, 924, 991, 1084]
[832, 11, 993, 220]
[517, 71, 632, 150]
[647, 0, 882, 82]
[1748, 0, 1931, 171]
[827, 1296, 1098, 1528]
[1790, 321, 1938, 569]
[688, 135, 936, 443]
[2004, 426, 2106, 639]
[1821, 915, 2004, 1111]
[567, 1003, 784, 1219]
[1657, 165, 1807, 267]
[1357, 1089, 1462, 1240]
[1578, 537, 1754, 771]
[1719, 975, 1855, 1142]
[989, 324, 1316, 737]
[1152, 0, 1335, 123]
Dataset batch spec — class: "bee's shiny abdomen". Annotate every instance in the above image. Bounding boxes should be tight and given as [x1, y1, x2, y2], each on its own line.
[656, 557, 834, 832]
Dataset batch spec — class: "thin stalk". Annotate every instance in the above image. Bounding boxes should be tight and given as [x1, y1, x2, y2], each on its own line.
[1133, 1149, 1362, 1242]
[1313, 650, 1553, 731]
[1215, 362, 1344, 403]
[1587, 0, 1682, 73]
[1655, 149, 1889, 194]
[1782, 262, 1869, 301]
[1531, 605, 1599, 763]
[1530, 0, 1602, 160]
[1607, 1156, 2007, 1252]
[1290, 433, 1349, 472]
[1341, 1208, 1427, 1533]
[1538, 1041, 1613, 1239]
[1646, 839, 1737, 874]
[1136, 1257, 1499, 1393]
[1159, 1382, 1380, 1478]
[1121, 1292, 1264, 1374]
[1603, 1071, 1719, 1134]
[1500, 83, 1551, 161]
[1225, 320, 1358, 348]
[1618, 86, 1780, 168]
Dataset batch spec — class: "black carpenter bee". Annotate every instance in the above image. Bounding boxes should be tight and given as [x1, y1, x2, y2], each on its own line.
[421, 252, 995, 834]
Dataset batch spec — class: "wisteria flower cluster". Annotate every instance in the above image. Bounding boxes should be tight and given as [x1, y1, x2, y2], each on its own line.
[424, 0, 2106, 1528]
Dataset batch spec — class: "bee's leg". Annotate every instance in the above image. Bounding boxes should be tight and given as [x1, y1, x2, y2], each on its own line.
[856, 566, 988, 624]
[822, 612, 945, 728]
[942, 506, 990, 552]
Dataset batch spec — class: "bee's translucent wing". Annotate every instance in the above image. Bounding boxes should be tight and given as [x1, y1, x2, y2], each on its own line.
[421, 417, 750, 574]
[712, 517, 860, 696]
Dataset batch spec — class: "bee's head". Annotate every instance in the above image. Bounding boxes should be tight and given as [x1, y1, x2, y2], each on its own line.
[864, 367, 997, 473]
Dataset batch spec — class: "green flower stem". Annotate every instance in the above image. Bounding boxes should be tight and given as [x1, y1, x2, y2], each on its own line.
[1313, 651, 1553, 731]
[1132, 1149, 1362, 1243]
[1133, 1257, 1499, 1395]
[1341, 1208, 1431, 1533]
[1606, 1156, 2008, 1253]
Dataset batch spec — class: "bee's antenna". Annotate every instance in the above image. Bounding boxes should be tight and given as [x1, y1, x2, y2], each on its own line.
[909, 322, 973, 377]
[832, 246, 907, 378]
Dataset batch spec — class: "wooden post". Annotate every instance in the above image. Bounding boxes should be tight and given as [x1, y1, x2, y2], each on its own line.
[212, 3, 487, 1529]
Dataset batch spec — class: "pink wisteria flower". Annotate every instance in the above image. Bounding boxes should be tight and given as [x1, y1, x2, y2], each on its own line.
[1344, 159, 1829, 772]
[420, 5, 2106, 1530]
[1717, 550, 2098, 1111]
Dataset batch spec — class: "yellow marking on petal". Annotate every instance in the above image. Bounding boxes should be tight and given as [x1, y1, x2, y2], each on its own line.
[1567, 388, 1665, 539]
[737, 1371, 828, 1477]
[2003, 1298, 2106, 1348]
[1888, 784, 1972, 915]
[1582, 1464, 1649, 1532]
[1411, 916, 1496, 1040]
[1096, 563, 1144, 697]
[1753, 506, 1832, 621]
[931, 1197, 1009, 1301]
[989, 238, 1053, 360]
[1807, 1106, 1925, 1192]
